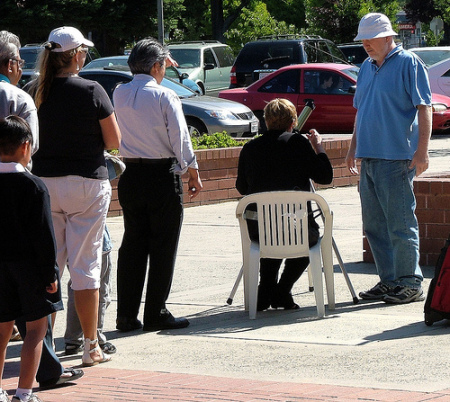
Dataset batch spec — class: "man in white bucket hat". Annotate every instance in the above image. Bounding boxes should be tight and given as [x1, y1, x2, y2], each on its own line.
[346, 13, 432, 304]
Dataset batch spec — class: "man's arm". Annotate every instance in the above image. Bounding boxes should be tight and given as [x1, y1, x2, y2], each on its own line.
[345, 116, 359, 175]
[410, 105, 432, 177]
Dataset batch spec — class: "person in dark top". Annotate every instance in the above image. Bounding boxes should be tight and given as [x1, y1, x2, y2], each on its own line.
[236, 98, 333, 311]
[0, 115, 62, 402]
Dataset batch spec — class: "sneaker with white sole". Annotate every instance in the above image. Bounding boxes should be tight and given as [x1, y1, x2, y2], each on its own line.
[359, 282, 394, 300]
[0, 390, 9, 402]
[12, 394, 43, 402]
[383, 286, 424, 304]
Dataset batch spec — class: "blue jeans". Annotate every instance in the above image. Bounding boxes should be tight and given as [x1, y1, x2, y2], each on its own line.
[359, 159, 423, 288]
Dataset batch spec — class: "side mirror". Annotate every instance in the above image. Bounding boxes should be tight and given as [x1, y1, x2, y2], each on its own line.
[348, 85, 356, 94]
[204, 63, 215, 71]
[180, 72, 189, 81]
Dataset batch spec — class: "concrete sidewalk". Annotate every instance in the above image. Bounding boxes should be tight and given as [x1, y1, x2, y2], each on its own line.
[4, 134, 450, 401]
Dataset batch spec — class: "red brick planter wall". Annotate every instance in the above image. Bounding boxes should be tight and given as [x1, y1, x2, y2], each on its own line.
[108, 135, 357, 215]
[363, 173, 450, 266]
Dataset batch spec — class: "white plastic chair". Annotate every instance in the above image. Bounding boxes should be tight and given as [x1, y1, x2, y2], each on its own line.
[235, 191, 334, 319]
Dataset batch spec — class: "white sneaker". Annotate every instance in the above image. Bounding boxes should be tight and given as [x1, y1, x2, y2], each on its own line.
[12, 394, 43, 402]
[0, 390, 9, 402]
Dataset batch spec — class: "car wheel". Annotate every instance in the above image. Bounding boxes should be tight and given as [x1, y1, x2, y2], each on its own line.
[186, 117, 208, 137]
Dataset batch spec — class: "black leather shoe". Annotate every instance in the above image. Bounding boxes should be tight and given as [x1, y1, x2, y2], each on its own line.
[271, 292, 300, 310]
[143, 311, 189, 332]
[116, 317, 143, 332]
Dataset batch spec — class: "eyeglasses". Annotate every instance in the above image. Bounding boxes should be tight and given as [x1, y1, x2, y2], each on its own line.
[79, 47, 89, 54]
[10, 58, 25, 68]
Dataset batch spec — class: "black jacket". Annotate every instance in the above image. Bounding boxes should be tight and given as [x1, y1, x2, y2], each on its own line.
[236, 130, 333, 195]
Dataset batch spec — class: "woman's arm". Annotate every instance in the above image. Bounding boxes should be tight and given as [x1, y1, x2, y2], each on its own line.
[100, 112, 121, 150]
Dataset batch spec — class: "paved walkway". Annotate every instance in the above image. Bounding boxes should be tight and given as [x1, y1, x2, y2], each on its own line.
[3, 134, 450, 401]
[3, 366, 450, 401]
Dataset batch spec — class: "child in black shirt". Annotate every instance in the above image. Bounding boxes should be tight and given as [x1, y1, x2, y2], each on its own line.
[0, 115, 62, 402]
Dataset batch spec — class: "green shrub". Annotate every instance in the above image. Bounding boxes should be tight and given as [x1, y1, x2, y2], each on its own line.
[191, 132, 249, 150]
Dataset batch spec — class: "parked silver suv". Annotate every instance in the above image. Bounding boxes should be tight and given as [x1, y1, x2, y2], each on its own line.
[168, 41, 234, 96]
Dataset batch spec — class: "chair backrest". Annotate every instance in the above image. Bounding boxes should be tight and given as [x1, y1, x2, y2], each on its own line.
[236, 191, 332, 259]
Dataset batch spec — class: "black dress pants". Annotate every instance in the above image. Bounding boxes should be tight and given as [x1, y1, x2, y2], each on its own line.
[117, 161, 183, 326]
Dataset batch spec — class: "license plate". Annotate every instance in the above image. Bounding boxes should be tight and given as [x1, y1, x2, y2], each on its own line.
[258, 72, 272, 79]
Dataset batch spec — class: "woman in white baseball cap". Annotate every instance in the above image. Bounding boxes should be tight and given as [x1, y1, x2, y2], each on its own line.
[26, 26, 121, 367]
[46, 26, 94, 53]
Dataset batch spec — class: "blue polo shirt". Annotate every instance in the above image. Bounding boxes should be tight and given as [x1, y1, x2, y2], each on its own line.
[353, 44, 431, 160]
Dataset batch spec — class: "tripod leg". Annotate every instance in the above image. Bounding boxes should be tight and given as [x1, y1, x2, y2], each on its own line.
[332, 237, 359, 304]
[227, 265, 243, 305]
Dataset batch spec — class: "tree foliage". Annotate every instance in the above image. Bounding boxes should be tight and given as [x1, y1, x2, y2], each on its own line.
[305, 0, 399, 44]
[224, 1, 297, 51]
[404, 0, 439, 24]
[1, 0, 446, 57]
[404, 0, 450, 25]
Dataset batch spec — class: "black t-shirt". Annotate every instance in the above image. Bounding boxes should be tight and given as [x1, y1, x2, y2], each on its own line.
[0, 171, 58, 286]
[32, 77, 114, 180]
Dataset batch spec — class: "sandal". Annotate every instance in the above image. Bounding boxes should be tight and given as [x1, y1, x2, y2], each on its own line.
[82, 338, 111, 367]
[100, 341, 117, 354]
[10, 325, 22, 342]
[39, 367, 84, 389]
[65, 343, 84, 355]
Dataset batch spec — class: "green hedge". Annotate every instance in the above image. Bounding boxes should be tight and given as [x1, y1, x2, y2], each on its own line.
[191, 132, 249, 150]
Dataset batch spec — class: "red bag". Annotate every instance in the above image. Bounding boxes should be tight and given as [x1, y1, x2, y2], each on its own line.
[430, 244, 450, 312]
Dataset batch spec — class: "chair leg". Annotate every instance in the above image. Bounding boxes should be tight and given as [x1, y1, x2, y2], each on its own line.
[309, 247, 325, 318]
[307, 266, 314, 292]
[322, 242, 335, 310]
[247, 244, 260, 319]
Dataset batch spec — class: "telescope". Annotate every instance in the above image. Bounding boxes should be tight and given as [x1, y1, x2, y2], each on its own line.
[296, 99, 316, 131]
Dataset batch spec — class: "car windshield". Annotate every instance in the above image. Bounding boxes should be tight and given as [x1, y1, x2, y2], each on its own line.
[85, 58, 129, 69]
[20, 48, 42, 70]
[411, 49, 450, 66]
[169, 49, 201, 68]
[340, 66, 359, 81]
[161, 77, 196, 98]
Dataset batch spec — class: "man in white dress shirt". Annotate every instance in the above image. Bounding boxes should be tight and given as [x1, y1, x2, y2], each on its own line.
[113, 37, 202, 332]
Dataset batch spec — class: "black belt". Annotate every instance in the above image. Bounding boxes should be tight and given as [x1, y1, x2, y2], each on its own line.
[122, 157, 176, 165]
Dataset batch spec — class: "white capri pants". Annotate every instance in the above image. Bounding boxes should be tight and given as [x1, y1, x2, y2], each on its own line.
[41, 175, 111, 291]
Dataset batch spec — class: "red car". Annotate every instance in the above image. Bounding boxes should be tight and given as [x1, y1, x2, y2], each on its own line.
[219, 63, 450, 134]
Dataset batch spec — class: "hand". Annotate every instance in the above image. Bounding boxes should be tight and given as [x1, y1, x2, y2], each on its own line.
[166, 55, 179, 68]
[187, 169, 203, 199]
[46, 280, 58, 294]
[306, 129, 325, 154]
[410, 150, 429, 177]
[306, 128, 321, 146]
[346, 150, 359, 175]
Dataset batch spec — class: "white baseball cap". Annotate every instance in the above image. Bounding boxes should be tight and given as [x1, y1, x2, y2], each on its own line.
[47, 26, 94, 52]
[354, 13, 397, 41]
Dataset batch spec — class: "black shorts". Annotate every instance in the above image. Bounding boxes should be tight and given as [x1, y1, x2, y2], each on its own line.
[0, 261, 63, 322]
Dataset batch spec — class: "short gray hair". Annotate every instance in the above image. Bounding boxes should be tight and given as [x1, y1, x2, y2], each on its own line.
[0, 31, 21, 48]
[0, 31, 20, 66]
[128, 37, 170, 75]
